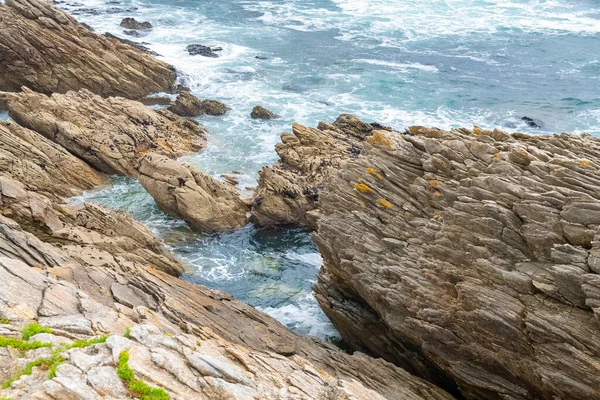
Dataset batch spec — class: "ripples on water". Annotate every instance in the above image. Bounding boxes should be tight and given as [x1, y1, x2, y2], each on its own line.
[56, 0, 600, 338]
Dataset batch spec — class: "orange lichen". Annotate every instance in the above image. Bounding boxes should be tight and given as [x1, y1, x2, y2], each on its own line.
[354, 183, 373, 193]
[378, 199, 393, 208]
[433, 191, 442, 197]
[494, 153, 501, 159]
[580, 159, 592, 167]
[366, 167, 384, 180]
[367, 130, 394, 148]
[473, 126, 481, 135]
[428, 179, 439, 189]
[518, 151, 528, 157]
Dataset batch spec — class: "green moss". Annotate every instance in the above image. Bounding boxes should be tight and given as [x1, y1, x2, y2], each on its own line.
[47, 355, 66, 379]
[117, 350, 169, 400]
[0, 336, 51, 351]
[0, 318, 9, 324]
[2, 353, 65, 389]
[123, 326, 131, 339]
[67, 335, 108, 349]
[21, 323, 52, 341]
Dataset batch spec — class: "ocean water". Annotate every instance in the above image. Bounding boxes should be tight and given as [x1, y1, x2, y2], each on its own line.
[58, 0, 600, 338]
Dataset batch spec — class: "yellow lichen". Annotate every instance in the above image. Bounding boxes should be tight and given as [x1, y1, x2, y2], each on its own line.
[433, 191, 442, 197]
[366, 130, 394, 148]
[366, 167, 384, 180]
[580, 159, 592, 167]
[354, 183, 373, 193]
[428, 179, 439, 189]
[378, 199, 393, 208]
[494, 153, 501, 159]
[473, 126, 481, 135]
[518, 150, 528, 157]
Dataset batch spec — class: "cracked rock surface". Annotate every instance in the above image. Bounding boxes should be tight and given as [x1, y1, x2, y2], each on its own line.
[0, 0, 176, 98]
[313, 122, 600, 399]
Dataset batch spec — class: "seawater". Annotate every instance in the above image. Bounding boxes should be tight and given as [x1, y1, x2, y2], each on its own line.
[58, 0, 600, 339]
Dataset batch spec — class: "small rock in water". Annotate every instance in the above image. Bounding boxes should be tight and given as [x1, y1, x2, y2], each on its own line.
[251, 105, 279, 120]
[521, 116, 544, 129]
[123, 30, 140, 37]
[186, 44, 220, 58]
[168, 91, 229, 117]
[255, 55, 268, 60]
[120, 17, 153, 30]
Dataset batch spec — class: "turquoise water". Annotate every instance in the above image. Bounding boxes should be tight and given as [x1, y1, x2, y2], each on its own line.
[60, 0, 600, 338]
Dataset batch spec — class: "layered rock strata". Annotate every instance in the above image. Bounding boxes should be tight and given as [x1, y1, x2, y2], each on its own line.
[313, 123, 600, 399]
[0, 0, 176, 98]
[1, 88, 207, 176]
[137, 154, 249, 232]
[251, 114, 388, 227]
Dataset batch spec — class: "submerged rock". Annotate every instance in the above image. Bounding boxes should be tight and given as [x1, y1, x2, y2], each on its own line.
[119, 17, 152, 30]
[1, 88, 207, 176]
[521, 116, 544, 129]
[0, 0, 176, 98]
[250, 105, 279, 120]
[186, 44, 220, 58]
[168, 91, 229, 117]
[137, 154, 249, 232]
[313, 120, 600, 399]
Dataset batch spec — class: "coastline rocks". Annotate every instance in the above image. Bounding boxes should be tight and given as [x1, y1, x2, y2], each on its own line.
[251, 115, 374, 227]
[0, 0, 176, 98]
[168, 91, 229, 117]
[119, 17, 152, 30]
[250, 105, 279, 120]
[137, 154, 249, 232]
[0, 121, 105, 200]
[186, 44, 220, 58]
[2, 88, 207, 176]
[313, 122, 600, 399]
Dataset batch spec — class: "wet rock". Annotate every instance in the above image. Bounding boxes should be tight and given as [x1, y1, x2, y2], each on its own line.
[521, 116, 544, 129]
[0, 0, 176, 98]
[168, 91, 229, 117]
[123, 29, 140, 37]
[1, 88, 207, 176]
[186, 44, 220, 58]
[103, 32, 158, 56]
[250, 105, 279, 120]
[137, 154, 249, 232]
[313, 120, 600, 399]
[119, 17, 152, 30]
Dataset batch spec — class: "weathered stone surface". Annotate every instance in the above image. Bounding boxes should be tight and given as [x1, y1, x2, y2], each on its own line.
[0, 0, 176, 98]
[168, 91, 229, 117]
[137, 154, 249, 231]
[0, 121, 105, 200]
[313, 122, 600, 399]
[120, 17, 152, 30]
[250, 105, 279, 120]
[251, 115, 375, 227]
[2, 88, 207, 176]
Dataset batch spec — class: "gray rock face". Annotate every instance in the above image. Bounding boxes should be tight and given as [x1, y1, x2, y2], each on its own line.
[313, 122, 600, 399]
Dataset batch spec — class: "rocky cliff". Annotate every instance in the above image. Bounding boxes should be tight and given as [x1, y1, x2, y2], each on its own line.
[0, 0, 177, 98]
[312, 123, 600, 399]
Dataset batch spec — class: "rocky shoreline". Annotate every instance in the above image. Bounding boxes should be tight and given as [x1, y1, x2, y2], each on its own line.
[0, 0, 598, 399]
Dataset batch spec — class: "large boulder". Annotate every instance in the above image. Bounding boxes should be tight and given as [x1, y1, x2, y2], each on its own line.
[0, 0, 175, 98]
[251, 114, 383, 227]
[137, 154, 249, 232]
[250, 105, 279, 120]
[168, 91, 229, 117]
[2, 88, 207, 176]
[313, 122, 600, 399]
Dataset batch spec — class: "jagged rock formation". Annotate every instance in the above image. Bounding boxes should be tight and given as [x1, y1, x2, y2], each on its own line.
[1, 88, 207, 176]
[251, 114, 384, 227]
[250, 105, 279, 120]
[313, 123, 600, 399]
[0, 0, 176, 98]
[120, 17, 152, 30]
[137, 154, 249, 232]
[0, 121, 105, 200]
[168, 91, 230, 117]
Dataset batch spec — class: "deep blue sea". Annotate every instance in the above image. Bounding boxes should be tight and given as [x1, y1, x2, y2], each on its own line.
[16, 0, 600, 338]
